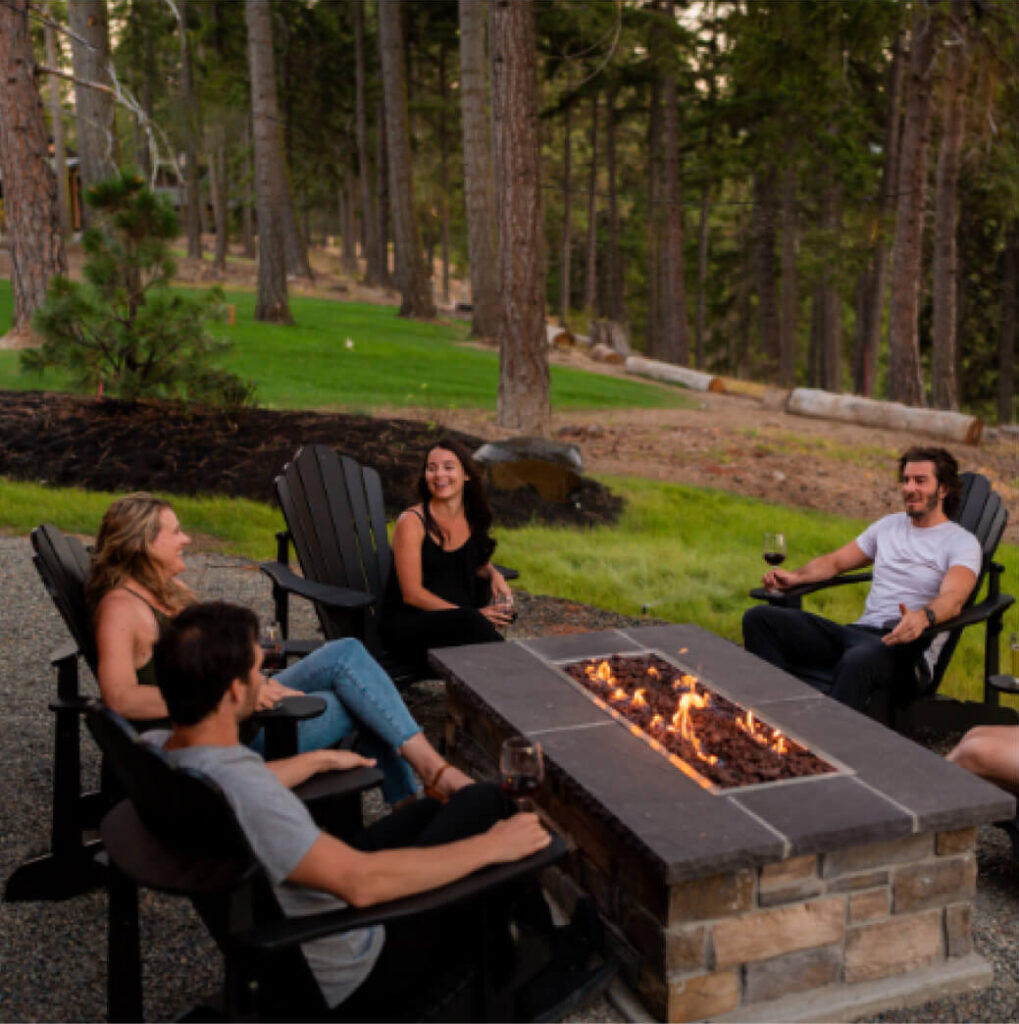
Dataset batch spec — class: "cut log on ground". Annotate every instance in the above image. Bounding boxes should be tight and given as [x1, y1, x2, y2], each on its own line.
[590, 319, 632, 357]
[786, 388, 983, 445]
[715, 376, 770, 400]
[546, 323, 573, 347]
[625, 355, 723, 393]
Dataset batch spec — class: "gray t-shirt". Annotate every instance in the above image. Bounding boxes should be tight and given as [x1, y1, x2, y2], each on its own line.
[143, 731, 383, 1009]
[855, 513, 982, 667]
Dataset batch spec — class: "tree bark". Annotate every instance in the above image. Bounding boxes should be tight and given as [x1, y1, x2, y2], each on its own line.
[778, 165, 798, 386]
[458, 0, 499, 337]
[377, 0, 435, 318]
[354, 0, 382, 286]
[819, 178, 842, 392]
[245, 0, 292, 323]
[0, 0, 68, 345]
[646, 78, 662, 358]
[583, 90, 599, 317]
[752, 172, 780, 377]
[241, 117, 256, 259]
[887, 5, 936, 406]
[659, 52, 689, 365]
[341, 164, 358, 275]
[998, 220, 1017, 424]
[438, 39, 451, 306]
[490, 0, 549, 433]
[931, 0, 967, 411]
[43, 10, 71, 239]
[603, 82, 624, 322]
[855, 30, 905, 396]
[178, 4, 203, 260]
[209, 124, 228, 271]
[67, 0, 118, 226]
[559, 89, 573, 325]
[375, 96, 392, 285]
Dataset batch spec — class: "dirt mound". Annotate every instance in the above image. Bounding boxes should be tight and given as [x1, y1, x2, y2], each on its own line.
[0, 390, 622, 528]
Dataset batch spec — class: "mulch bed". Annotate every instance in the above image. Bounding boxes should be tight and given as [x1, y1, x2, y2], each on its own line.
[0, 390, 622, 528]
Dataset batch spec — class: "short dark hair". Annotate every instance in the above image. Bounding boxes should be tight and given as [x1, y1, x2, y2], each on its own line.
[154, 601, 260, 726]
[898, 446, 963, 518]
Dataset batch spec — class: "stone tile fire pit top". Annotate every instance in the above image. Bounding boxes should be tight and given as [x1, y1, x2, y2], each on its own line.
[430, 624, 1014, 883]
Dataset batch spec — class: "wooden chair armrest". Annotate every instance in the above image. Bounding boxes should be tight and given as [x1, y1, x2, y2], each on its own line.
[921, 591, 1016, 637]
[493, 563, 520, 582]
[259, 561, 373, 610]
[49, 639, 80, 666]
[236, 836, 568, 952]
[292, 766, 384, 807]
[750, 572, 873, 605]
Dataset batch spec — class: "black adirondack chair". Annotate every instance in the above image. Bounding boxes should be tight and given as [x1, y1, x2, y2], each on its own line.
[749, 472, 1017, 732]
[87, 704, 570, 1023]
[261, 445, 518, 688]
[5, 524, 329, 903]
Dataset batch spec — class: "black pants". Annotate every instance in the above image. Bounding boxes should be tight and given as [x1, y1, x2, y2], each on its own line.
[742, 604, 930, 712]
[334, 783, 549, 1020]
[382, 607, 504, 676]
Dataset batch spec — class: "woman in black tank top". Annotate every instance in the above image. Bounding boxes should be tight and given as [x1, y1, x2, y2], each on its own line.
[383, 439, 512, 672]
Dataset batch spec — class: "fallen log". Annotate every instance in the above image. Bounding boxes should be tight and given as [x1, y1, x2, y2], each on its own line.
[590, 343, 625, 364]
[546, 323, 573, 347]
[786, 388, 983, 445]
[625, 355, 723, 393]
[715, 376, 770, 400]
[590, 318, 632, 356]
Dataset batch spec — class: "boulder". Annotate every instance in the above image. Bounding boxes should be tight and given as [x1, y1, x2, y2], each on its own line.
[474, 436, 583, 472]
[474, 437, 585, 505]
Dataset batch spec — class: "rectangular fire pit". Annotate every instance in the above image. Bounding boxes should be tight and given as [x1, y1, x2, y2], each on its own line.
[430, 624, 1016, 1023]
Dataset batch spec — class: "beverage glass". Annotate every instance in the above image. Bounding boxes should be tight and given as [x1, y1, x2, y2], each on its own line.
[499, 736, 544, 812]
[260, 620, 284, 673]
[493, 592, 518, 624]
[763, 532, 787, 593]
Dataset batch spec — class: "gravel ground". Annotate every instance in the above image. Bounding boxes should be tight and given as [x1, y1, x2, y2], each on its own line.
[1, 535, 1016, 1022]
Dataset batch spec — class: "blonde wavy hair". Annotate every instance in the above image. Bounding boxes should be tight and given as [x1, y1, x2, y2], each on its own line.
[85, 493, 192, 615]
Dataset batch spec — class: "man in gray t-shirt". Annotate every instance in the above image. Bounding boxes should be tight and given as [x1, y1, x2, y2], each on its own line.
[148, 601, 553, 1015]
[743, 447, 982, 712]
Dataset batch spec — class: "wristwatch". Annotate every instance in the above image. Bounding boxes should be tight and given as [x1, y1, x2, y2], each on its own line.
[923, 606, 936, 628]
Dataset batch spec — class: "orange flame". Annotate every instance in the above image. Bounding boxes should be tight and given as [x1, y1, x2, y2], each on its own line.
[632, 688, 647, 707]
[609, 687, 628, 702]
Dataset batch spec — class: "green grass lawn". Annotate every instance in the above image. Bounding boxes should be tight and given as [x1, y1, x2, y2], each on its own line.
[3, 473, 1015, 708]
[0, 280, 691, 413]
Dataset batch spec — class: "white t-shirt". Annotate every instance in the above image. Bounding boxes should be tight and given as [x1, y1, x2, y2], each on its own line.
[144, 732, 383, 1009]
[855, 513, 982, 667]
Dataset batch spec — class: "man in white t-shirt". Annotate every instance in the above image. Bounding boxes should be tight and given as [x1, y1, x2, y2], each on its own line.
[742, 447, 982, 712]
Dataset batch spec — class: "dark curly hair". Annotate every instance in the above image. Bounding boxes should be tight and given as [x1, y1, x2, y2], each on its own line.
[898, 446, 963, 518]
[416, 437, 496, 563]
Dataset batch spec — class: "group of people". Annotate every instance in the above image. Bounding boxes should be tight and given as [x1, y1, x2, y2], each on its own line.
[80, 438, 1016, 1016]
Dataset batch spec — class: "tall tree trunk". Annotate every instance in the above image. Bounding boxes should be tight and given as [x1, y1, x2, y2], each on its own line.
[354, 0, 382, 286]
[887, 5, 936, 406]
[44, 10, 71, 238]
[752, 173, 780, 377]
[209, 125, 228, 271]
[241, 117, 256, 259]
[341, 164, 358, 275]
[179, 6, 203, 260]
[490, 0, 548, 433]
[659, 55, 689, 364]
[0, 0, 68, 345]
[855, 30, 905, 396]
[819, 179, 842, 392]
[438, 40, 451, 306]
[559, 91, 573, 325]
[583, 90, 599, 317]
[603, 82, 624, 322]
[646, 79, 662, 358]
[997, 221, 1017, 424]
[245, 0, 291, 323]
[778, 165, 798, 386]
[931, 0, 967, 411]
[378, 0, 435, 318]
[808, 284, 824, 388]
[459, 0, 499, 337]
[68, 0, 118, 226]
[376, 96, 392, 285]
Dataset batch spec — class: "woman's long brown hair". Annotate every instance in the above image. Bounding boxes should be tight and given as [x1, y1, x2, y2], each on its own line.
[85, 493, 192, 615]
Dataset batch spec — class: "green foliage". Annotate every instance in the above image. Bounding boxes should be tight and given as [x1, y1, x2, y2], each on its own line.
[22, 170, 254, 408]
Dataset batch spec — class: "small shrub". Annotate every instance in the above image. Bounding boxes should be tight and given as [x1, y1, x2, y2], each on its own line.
[23, 169, 255, 408]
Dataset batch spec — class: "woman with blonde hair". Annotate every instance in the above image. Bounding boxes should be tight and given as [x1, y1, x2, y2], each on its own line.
[88, 493, 470, 803]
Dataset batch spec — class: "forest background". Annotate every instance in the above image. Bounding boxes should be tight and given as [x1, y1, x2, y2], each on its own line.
[0, 0, 1016, 427]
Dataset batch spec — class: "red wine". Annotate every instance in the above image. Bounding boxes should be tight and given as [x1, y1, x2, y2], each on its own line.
[261, 644, 285, 671]
[501, 774, 542, 799]
[763, 552, 786, 567]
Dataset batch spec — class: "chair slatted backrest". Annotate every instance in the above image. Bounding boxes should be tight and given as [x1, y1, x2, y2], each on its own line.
[31, 523, 98, 672]
[927, 471, 1008, 693]
[275, 445, 393, 647]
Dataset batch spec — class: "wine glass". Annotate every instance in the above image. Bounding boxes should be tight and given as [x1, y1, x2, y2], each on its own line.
[493, 591, 518, 624]
[763, 532, 787, 593]
[260, 620, 284, 673]
[499, 736, 544, 812]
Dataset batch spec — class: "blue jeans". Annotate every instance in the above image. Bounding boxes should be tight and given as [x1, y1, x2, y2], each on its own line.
[249, 638, 421, 803]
